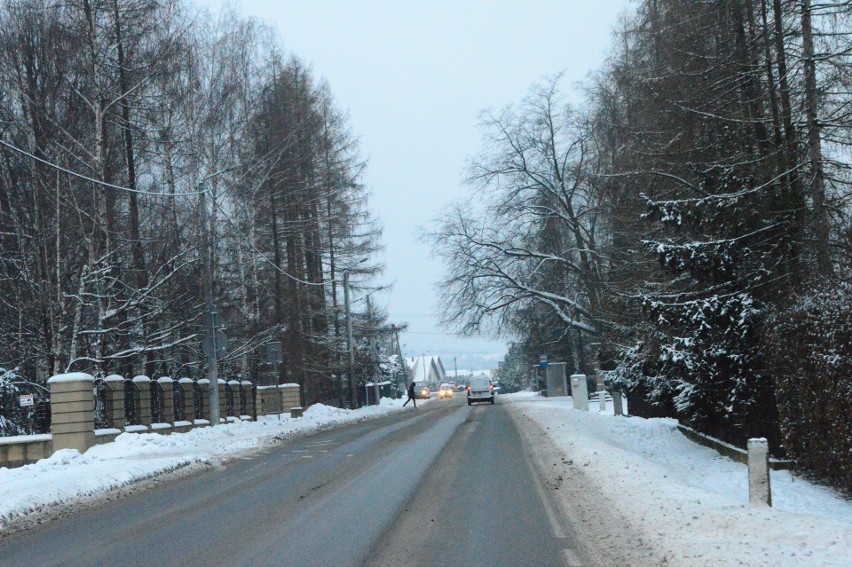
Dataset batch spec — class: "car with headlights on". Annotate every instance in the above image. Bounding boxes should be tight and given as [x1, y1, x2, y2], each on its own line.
[438, 383, 454, 399]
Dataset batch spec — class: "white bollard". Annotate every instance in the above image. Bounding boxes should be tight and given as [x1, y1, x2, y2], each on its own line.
[598, 389, 607, 412]
[748, 438, 772, 506]
[613, 390, 624, 416]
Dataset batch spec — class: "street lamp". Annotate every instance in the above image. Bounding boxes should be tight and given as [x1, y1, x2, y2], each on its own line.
[343, 257, 368, 409]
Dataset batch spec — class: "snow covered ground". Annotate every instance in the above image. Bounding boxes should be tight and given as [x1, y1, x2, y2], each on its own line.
[504, 391, 851, 567]
[2, 390, 849, 566]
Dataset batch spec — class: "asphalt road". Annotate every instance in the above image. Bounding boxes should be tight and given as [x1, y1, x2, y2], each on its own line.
[0, 395, 587, 567]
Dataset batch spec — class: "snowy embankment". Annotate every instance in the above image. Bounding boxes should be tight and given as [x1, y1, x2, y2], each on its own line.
[0, 397, 425, 533]
[505, 391, 851, 567]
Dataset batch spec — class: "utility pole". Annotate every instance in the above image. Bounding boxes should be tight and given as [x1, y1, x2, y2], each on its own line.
[342, 258, 368, 409]
[454, 356, 458, 383]
[344, 270, 358, 409]
[197, 168, 235, 426]
[366, 296, 380, 405]
[200, 187, 220, 426]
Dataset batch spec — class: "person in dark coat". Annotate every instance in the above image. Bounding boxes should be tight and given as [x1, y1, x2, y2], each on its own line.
[403, 381, 417, 408]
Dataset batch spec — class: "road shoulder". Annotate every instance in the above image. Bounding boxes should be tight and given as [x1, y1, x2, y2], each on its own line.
[507, 402, 663, 566]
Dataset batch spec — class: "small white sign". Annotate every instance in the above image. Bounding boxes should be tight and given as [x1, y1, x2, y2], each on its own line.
[19, 394, 34, 407]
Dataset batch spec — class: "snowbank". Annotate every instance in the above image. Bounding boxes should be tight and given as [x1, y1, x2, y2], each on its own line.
[505, 391, 851, 566]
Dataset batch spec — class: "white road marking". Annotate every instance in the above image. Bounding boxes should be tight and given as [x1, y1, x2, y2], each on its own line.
[529, 461, 568, 539]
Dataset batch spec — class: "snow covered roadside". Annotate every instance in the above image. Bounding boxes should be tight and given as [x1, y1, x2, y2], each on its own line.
[0, 397, 427, 534]
[505, 391, 851, 566]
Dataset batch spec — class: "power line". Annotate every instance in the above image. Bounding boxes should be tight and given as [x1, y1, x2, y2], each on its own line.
[388, 314, 437, 318]
[0, 138, 207, 197]
[402, 331, 468, 336]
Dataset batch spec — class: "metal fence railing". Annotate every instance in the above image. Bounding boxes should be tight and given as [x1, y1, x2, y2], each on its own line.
[225, 383, 234, 418]
[0, 379, 51, 436]
[193, 382, 204, 421]
[93, 377, 113, 429]
[174, 382, 185, 422]
[150, 381, 163, 423]
[125, 380, 140, 426]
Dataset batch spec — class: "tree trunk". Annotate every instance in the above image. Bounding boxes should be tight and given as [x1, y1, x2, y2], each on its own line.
[801, 0, 832, 276]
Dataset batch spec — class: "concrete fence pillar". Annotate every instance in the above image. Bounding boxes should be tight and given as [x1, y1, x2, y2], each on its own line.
[197, 379, 210, 424]
[133, 375, 152, 429]
[104, 374, 125, 428]
[570, 374, 589, 411]
[748, 438, 772, 506]
[279, 384, 301, 412]
[48, 372, 95, 453]
[158, 377, 175, 425]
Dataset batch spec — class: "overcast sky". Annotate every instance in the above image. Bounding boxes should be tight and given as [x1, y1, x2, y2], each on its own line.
[201, 0, 629, 371]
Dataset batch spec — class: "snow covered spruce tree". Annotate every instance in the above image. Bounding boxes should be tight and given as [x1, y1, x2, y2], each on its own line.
[638, 171, 784, 446]
[589, 0, 845, 448]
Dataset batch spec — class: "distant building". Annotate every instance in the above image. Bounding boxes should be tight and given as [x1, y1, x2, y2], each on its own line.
[447, 369, 472, 382]
[446, 368, 494, 384]
[404, 356, 447, 386]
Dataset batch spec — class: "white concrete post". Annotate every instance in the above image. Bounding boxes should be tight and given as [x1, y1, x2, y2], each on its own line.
[598, 390, 607, 412]
[613, 390, 624, 416]
[748, 438, 772, 506]
[570, 374, 589, 411]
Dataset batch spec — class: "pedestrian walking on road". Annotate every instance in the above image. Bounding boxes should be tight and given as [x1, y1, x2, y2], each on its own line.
[403, 381, 417, 408]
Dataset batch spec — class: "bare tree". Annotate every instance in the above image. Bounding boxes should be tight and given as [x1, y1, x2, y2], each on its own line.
[431, 77, 602, 373]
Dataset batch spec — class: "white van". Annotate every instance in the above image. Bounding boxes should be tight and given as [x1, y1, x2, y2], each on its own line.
[467, 376, 494, 405]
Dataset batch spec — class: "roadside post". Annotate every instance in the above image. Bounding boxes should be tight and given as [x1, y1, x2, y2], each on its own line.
[594, 373, 607, 412]
[748, 438, 772, 506]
